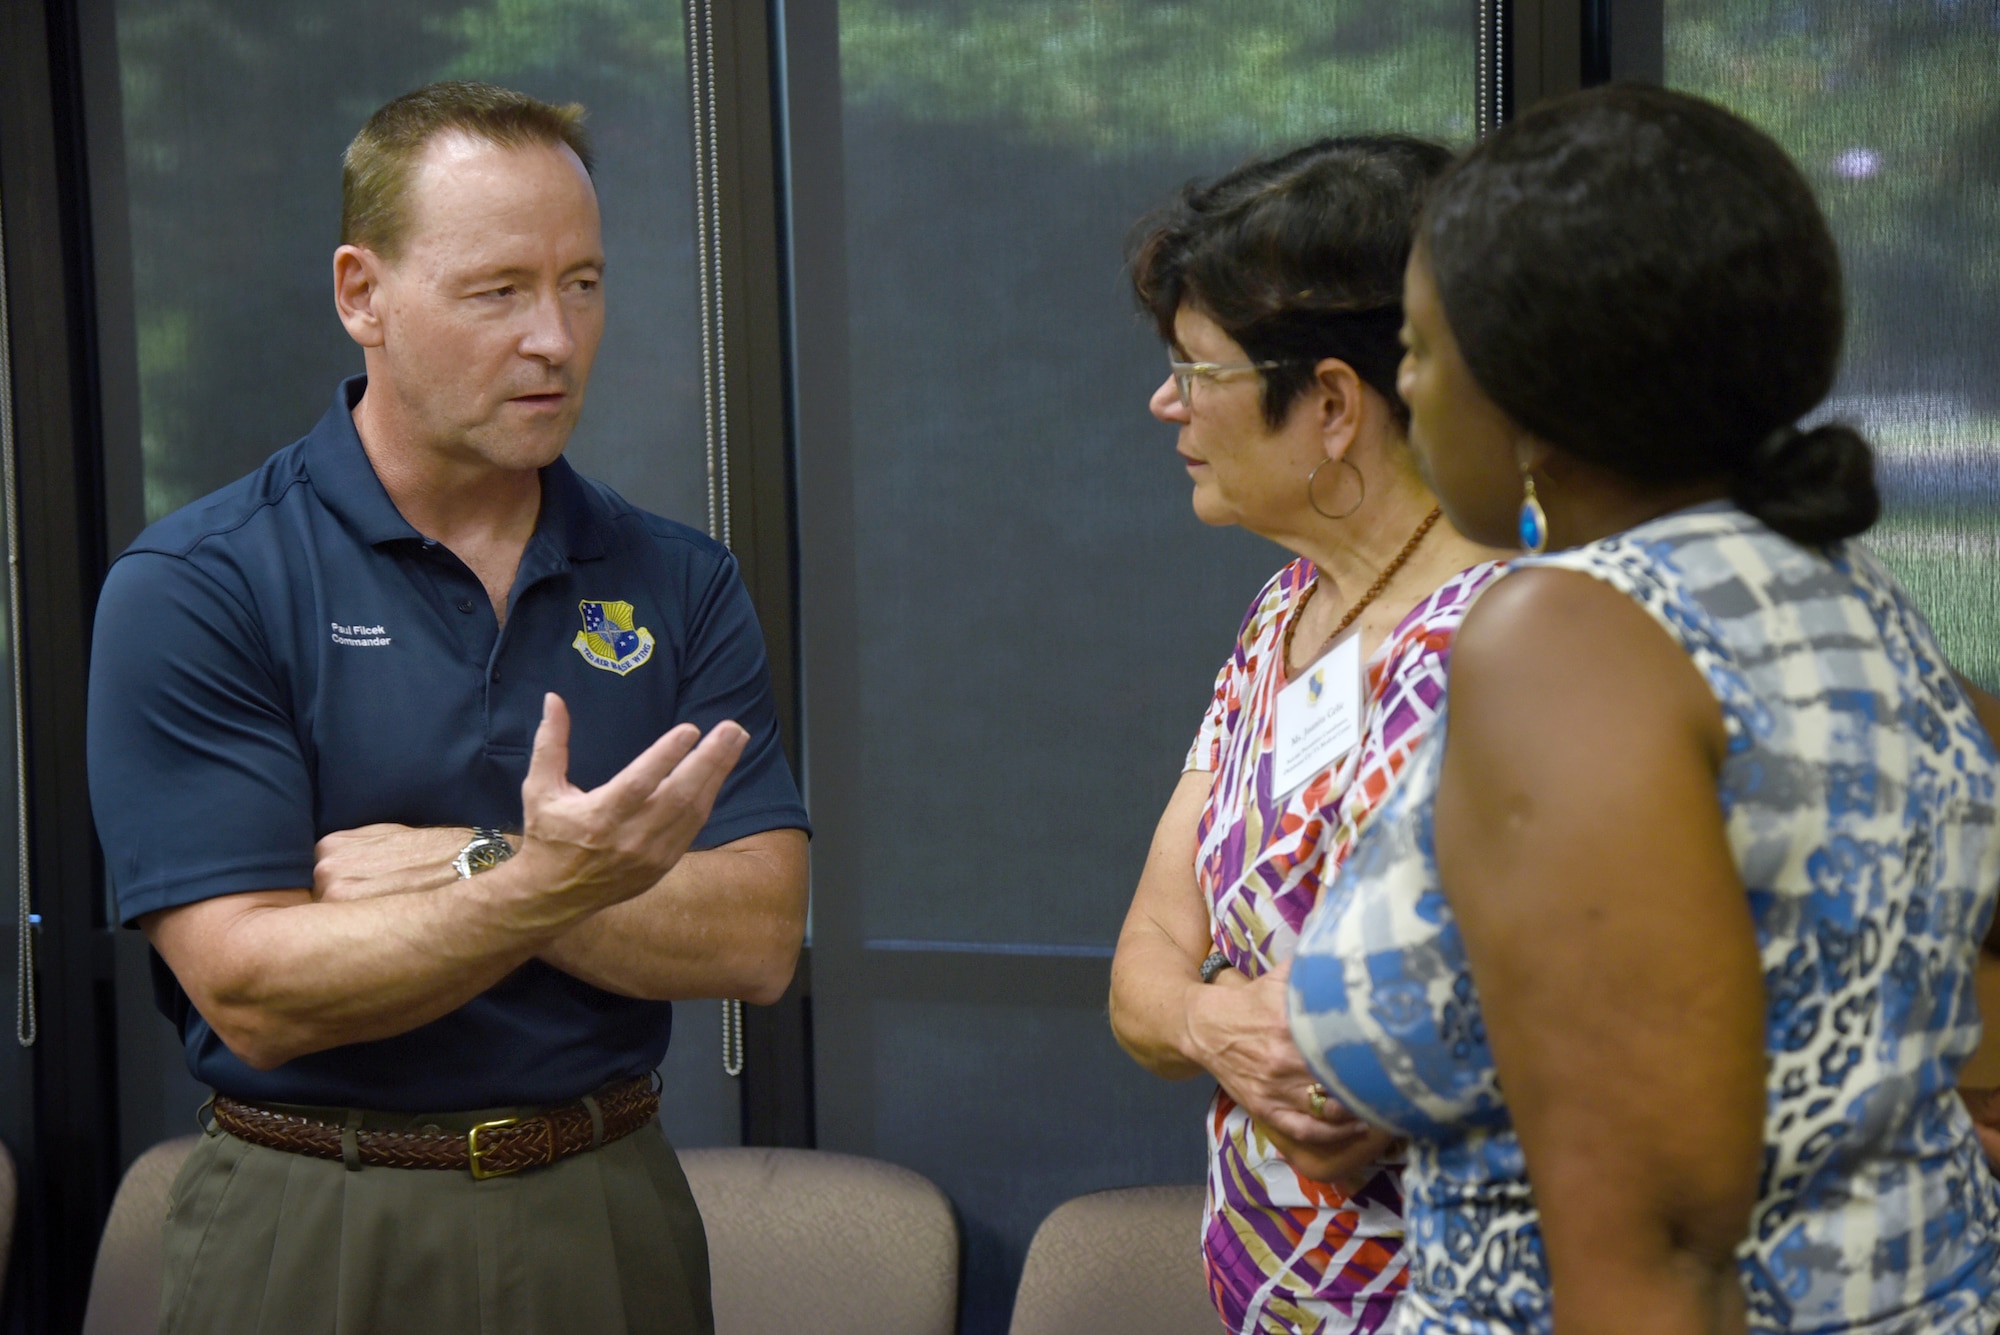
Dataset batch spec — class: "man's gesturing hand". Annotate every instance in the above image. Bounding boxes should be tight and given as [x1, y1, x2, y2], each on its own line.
[499, 693, 748, 932]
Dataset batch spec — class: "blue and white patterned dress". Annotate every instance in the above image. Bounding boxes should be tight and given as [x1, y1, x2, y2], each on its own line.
[1288, 503, 2000, 1334]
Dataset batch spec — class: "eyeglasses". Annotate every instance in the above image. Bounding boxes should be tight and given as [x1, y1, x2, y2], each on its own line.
[1168, 357, 1296, 407]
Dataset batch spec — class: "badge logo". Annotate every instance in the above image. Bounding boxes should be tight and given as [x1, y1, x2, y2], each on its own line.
[572, 599, 655, 676]
[1308, 667, 1325, 704]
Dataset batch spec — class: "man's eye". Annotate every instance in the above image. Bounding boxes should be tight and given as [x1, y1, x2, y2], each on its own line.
[479, 285, 516, 300]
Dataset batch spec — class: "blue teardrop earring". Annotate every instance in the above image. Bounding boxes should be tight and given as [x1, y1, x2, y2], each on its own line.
[1518, 472, 1549, 555]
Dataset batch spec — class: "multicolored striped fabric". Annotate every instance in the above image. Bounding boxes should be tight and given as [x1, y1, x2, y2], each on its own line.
[1186, 556, 1504, 1335]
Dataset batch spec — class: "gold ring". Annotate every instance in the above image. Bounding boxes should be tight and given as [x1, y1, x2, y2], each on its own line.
[1307, 1083, 1328, 1119]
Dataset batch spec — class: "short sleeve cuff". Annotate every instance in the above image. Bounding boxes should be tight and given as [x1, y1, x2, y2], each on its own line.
[113, 854, 318, 926]
[691, 803, 812, 852]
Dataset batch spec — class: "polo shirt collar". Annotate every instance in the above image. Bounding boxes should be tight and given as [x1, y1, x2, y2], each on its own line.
[306, 375, 607, 563]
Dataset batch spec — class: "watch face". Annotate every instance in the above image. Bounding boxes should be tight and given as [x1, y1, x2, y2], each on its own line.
[466, 844, 508, 874]
[456, 833, 514, 878]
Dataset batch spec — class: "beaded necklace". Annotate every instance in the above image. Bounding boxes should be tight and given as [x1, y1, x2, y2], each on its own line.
[1282, 506, 1444, 677]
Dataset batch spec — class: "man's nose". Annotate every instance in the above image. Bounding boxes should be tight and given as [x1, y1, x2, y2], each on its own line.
[519, 290, 577, 365]
[1149, 373, 1188, 424]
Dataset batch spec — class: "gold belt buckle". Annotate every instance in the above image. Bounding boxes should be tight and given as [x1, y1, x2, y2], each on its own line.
[467, 1116, 522, 1179]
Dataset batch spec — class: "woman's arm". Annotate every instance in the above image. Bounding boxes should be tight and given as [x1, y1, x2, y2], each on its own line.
[1109, 770, 1220, 1080]
[1110, 770, 1369, 1151]
[1949, 676, 2000, 1164]
[1434, 570, 1766, 1335]
[1950, 674, 2000, 981]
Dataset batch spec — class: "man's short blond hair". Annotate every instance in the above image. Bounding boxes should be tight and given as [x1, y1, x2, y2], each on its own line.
[341, 81, 594, 260]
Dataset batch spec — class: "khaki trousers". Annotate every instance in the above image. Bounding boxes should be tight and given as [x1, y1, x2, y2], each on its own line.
[160, 1105, 713, 1335]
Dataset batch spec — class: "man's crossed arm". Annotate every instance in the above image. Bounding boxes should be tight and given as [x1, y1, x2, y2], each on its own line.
[143, 694, 808, 1070]
[310, 822, 806, 1003]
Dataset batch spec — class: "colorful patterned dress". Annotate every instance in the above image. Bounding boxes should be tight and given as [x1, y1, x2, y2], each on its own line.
[1289, 504, 2000, 1334]
[1188, 556, 1504, 1335]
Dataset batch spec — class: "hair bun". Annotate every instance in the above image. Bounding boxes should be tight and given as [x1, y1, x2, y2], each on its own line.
[1729, 423, 1879, 545]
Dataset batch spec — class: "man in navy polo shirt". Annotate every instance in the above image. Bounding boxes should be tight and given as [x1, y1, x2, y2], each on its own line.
[85, 82, 808, 1334]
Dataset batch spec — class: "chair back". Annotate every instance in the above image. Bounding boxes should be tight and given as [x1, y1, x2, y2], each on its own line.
[679, 1146, 957, 1335]
[1007, 1184, 1214, 1335]
[82, 1135, 199, 1335]
[80, 1137, 960, 1335]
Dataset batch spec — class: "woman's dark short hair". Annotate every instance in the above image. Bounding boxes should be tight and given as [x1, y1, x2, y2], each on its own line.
[1129, 136, 1455, 430]
[1420, 83, 1877, 544]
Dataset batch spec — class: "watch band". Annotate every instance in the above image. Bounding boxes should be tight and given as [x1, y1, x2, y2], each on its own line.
[1198, 950, 1230, 984]
[452, 827, 516, 880]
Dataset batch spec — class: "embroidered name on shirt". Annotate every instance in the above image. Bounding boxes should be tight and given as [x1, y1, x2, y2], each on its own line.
[330, 621, 393, 648]
[572, 599, 655, 676]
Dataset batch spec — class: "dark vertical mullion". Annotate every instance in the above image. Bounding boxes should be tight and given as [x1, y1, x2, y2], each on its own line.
[0, 0, 119, 1331]
[774, 0, 876, 1155]
[1510, 0, 1584, 112]
[1584, 0, 1666, 87]
[1582, 0, 1613, 85]
[1512, 1, 1665, 114]
[74, 0, 144, 559]
[710, 0, 795, 762]
[701, 0, 813, 1148]
[1608, 0, 1665, 84]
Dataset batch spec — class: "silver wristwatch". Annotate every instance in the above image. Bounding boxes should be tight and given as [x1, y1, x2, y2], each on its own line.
[451, 828, 516, 879]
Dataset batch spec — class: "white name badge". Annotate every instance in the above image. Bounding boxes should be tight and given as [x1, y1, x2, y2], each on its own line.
[1273, 630, 1364, 796]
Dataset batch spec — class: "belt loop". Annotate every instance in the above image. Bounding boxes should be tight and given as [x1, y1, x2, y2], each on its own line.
[581, 1094, 604, 1150]
[194, 1093, 219, 1138]
[341, 1109, 363, 1172]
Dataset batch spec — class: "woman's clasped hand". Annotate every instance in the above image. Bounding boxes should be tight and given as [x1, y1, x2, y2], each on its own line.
[1181, 960, 1388, 1185]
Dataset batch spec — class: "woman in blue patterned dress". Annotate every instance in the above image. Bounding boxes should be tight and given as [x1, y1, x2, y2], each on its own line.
[1286, 85, 2000, 1333]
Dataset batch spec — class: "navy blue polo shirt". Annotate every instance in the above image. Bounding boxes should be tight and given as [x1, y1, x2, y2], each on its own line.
[86, 376, 809, 1110]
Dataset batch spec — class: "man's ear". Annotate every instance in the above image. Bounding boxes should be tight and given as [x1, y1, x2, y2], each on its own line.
[333, 245, 388, 349]
[1311, 357, 1366, 462]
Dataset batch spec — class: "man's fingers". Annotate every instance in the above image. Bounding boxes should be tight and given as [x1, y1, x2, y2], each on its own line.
[644, 721, 748, 816]
[524, 694, 574, 801]
[599, 721, 705, 808]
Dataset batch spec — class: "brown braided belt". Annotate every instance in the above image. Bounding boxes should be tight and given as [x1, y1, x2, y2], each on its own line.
[211, 1075, 659, 1179]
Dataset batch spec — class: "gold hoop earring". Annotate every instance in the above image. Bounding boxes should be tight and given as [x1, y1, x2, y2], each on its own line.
[1307, 458, 1365, 521]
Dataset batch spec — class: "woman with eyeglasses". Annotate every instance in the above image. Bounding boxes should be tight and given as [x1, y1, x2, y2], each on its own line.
[1108, 138, 1506, 1334]
[1288, 85, 2000, 1333]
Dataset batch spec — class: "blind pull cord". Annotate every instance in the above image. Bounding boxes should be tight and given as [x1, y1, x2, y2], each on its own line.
[686, 0, 743, 1080]
[1478, 0, 1509, 137]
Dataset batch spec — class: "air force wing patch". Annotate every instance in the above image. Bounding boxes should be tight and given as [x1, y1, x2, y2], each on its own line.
[573, 599, 656, 676]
